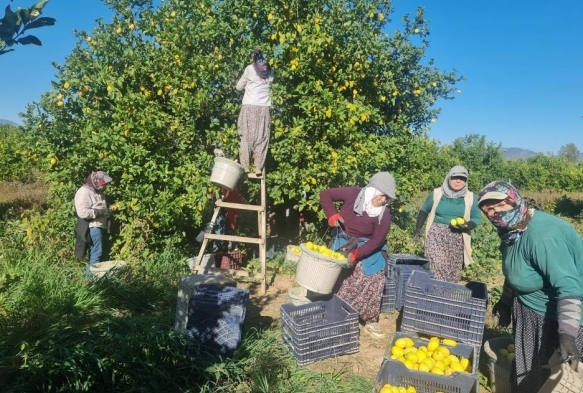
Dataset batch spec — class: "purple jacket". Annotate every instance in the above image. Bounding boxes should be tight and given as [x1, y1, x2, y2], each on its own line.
[320, 186, 391, 260]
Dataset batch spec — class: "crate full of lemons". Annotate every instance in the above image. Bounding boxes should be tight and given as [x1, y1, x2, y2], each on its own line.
[374, 332, 479, 393]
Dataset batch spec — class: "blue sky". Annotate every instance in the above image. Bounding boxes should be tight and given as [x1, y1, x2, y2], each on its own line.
[2, 0, 582, 154]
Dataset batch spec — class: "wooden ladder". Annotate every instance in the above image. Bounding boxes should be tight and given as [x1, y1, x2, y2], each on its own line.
[191, 170, 267, 294]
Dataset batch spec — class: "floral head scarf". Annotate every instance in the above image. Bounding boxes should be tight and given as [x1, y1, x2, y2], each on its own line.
[478, 181, 529, 243]
[252, 50, 271, 79]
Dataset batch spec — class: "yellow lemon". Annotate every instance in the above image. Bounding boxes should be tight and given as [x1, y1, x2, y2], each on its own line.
[406, 387, 417, 393]
[417, 346, 428, 352]
[391, 346, 404, 357]
[507, 353, 515, 361]
[447, 354, 460, 364]
[403, 360, 415, 369]
[450, 362, 465, 372]
[507, 344, 515, 353]
[379, 387, 392, 393]
[430, 367, 445, 375]
[394, 338, 407, 349]
[434, 360, 446, 371]
[456, 217, 465, 226]
[427, 339, 439, 352]
[306, 242, 314, 250]
[459, 357, 470, 371]
[405, 352, 418, 364]
[442, 338, 458, 347]
[404, 337, 415, 348]
[450, 218, 458, 227]
[436, 346, 450, 357]
[403, 347, 417, 355]
[416, 350, 427, 362]
[418, 362, 431, 372]
[432, 351, 445, 362]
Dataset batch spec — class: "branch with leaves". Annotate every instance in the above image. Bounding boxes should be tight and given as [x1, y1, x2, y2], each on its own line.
[0, 0, 56, 55]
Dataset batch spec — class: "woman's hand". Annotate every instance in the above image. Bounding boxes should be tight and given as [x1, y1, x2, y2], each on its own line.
[348, 249, 359, 266]
[327, 213, 344, 227]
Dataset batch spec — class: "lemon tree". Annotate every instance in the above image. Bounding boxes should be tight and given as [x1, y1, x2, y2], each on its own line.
[20, 0, 462, 252]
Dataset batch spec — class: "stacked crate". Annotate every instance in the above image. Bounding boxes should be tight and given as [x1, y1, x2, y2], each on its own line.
[185, 284, 249, 357]
[381, 254, 431, 313]
[374, 270, 488, 393]
[280, 295, 359, 365]
[174, 274, 236, 332]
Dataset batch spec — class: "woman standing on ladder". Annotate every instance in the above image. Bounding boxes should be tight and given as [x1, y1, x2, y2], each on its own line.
[236, 49, 274, 177]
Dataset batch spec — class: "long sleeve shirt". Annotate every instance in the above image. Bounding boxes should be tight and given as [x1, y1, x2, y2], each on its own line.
[74, 185, 109, 229]
[235, 64, 273, 106]
[420, 192, 482, 226]
[320, 186, 391, 261]
[502, 211, 583, 324]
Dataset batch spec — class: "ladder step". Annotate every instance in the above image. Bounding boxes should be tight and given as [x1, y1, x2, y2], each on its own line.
[204, 233, 264, 245]
[216, 200, 263, 211]
[194, 265, 264, 279]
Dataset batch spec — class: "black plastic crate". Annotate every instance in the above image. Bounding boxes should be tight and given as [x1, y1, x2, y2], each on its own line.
[189, 284, 249, 320]
[385, 253, 430, 280]
[380, 275, 397, 313]
[401, 271, 488, 351]
[186, 310, 243, 357]
[373, 357, 478, 393]
[395, 264, 433, 311]
[280, 295, 359, 365]
[383, 331, 479, 375]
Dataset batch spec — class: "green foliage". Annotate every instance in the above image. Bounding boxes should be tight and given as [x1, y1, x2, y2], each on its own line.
[559, 142, 580, 164]
[20, 0, 461, 251]
[0, 124, 38, 182]
[0, 0, 56, 55]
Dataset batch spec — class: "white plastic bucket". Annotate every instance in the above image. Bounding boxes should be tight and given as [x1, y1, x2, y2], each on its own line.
[90, 260, 128, 278]
[210, 157, 245, 190]
[288, 287, 311, 306]
[295, 243, 348, 294]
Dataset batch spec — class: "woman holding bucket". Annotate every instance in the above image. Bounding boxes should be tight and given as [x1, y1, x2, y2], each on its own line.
[320, 172, 396, 339]
[479, 181, 583, 392]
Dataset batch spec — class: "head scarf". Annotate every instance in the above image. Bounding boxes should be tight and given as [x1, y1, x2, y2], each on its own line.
[85, 170, 112, 192]
[478, 181, 530, 244]
[353, 172, 396, 223]
[252, 50, 271, 79]
[442, 165, 468, 198]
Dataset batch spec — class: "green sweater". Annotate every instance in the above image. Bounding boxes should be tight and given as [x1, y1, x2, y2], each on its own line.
[421, 192, 482, 226]
[502, 211, 583, 324]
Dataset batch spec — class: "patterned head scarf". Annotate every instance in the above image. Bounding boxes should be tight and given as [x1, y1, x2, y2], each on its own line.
[442, 165, 468, 198]
[85, 170, 112, 192]
[478, 181, 530, 243]
[252, 50, 271, 79]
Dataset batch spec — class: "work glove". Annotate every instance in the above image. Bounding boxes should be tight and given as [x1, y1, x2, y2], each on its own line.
[413, 210, 428, 242]
[413, 231, 421, 243]
[492, 301, 512, 328]
[347, 249, 359, 266]
[94, 208, 112, 218]
[327, 213, 344, 227]
[559, 334, 580, 371]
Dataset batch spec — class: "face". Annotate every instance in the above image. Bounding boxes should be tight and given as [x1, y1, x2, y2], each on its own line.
[449, 176, 467, 191]
[372, 194, 390, 207]
[479, 199, 514, 218]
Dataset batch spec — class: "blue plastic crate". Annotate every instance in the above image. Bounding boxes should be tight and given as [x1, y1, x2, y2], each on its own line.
[189, 284, 249, 320]
[186, 310, 243, 357]
[380, 275, 397, 313]
[401, 271, 488, 351]
[395, 265, 433, 311]
[280, 295, 359, 365]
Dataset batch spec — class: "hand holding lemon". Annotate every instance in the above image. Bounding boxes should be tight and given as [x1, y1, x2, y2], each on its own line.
[449, 217, 467, 230]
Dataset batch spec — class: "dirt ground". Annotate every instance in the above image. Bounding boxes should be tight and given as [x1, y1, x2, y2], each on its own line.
[239, 274, 401, 382]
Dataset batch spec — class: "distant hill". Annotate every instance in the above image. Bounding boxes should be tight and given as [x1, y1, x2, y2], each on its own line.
[503, 147, 538, 160]
[0, 119, 20, 127]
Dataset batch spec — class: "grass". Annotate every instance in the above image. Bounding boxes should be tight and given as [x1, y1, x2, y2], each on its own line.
[2, 180, 583, 392]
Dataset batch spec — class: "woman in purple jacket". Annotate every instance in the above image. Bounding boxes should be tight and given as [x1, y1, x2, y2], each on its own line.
[320, 172, 396, 339]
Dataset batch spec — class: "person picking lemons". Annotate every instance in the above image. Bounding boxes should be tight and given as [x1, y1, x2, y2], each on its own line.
[413, 166, 481, 282]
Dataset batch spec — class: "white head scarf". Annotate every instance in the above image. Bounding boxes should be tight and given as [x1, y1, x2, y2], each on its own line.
[362, 187, 384, 217]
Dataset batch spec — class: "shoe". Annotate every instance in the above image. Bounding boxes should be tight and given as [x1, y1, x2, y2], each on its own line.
[363, 322, 385, 339]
